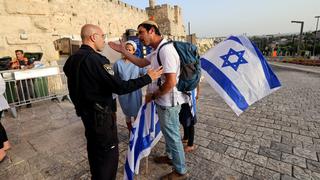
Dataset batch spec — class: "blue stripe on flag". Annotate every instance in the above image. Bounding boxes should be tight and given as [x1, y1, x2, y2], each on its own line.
[131, 103, 161, 171]
[200, 58, 249, 111]
[125, 102, 162, 180]
[251, 43, 281, 89]
[191, 90, 196, 117]
[227, 36, 243, 45]
[149, 102, 155, 133]
[133, 105, 149, 169]
[125, 159, 134, 180]
[155, 117, 161, 135]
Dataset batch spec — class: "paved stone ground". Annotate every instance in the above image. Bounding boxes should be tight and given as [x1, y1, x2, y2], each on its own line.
[0, 64, 320, 180]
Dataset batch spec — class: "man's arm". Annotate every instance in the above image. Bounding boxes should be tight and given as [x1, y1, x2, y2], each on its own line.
[145, 73, 177, 103]
[108, 41, 150, 68]
[92, 55, 163, 95]
[123, 50, 150, 68]
[109, 67, 163, 95]
[196, 84, 200, 100]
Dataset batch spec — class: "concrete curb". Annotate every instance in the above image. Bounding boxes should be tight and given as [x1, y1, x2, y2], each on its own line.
[268, 61, 320, 75]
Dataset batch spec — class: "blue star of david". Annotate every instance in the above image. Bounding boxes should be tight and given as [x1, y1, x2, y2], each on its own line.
[220, 48, 248, 71]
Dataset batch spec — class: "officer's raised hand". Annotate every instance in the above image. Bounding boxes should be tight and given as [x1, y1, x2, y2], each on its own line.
[146, 66, 163, 81]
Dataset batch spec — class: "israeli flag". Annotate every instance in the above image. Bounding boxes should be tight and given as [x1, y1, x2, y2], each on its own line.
[190, 89, 197, 117]
[124, 101, 162, 180]
[200, 35, 281, 116]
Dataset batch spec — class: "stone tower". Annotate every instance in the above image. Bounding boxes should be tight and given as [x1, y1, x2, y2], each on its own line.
[149, 0, 155, 8]
[146, 3, 186, 39]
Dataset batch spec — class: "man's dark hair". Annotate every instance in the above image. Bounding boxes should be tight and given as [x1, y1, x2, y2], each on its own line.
[138, 23, 161, 36]
[15, 50, 24, 54]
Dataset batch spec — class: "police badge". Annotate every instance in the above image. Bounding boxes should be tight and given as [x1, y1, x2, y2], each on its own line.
[103, 64, 114, 75]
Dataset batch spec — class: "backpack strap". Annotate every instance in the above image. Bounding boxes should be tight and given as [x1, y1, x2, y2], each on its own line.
[156, 40, 173, 87]
[156, 41, 173, 66]
[156, 40, 176, 107]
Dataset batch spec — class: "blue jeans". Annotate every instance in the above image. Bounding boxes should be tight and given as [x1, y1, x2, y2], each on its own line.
[156, 104, 186, 174]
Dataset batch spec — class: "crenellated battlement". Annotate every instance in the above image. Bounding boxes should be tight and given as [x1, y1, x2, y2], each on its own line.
[146, 2, 185, 38]
[151, 4, 181, 11]
[0, 0, 185, 61]
[107, 0, 146, 13]
[0, 0, 149, 61]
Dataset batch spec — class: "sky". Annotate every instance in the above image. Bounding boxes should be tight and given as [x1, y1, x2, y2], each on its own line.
[120, 0, 320, 37]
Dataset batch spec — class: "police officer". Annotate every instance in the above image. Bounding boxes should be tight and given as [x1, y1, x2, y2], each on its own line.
[63, 24, 163, 180]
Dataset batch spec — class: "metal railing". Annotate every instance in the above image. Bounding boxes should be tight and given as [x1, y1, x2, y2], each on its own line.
[1, 66, 69, 117]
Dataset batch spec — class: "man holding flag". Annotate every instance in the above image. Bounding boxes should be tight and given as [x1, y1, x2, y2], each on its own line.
[110, 23, 281, 179]
[109, 20, 188, 180]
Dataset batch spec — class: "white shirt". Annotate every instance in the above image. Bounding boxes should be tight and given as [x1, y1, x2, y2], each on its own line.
[146, 39, 186, 106]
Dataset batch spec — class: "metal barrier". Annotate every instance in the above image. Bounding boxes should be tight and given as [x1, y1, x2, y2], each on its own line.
[1, 66, 69, 118]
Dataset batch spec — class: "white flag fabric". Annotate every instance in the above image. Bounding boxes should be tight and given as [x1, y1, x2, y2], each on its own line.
[190, 89, 197, 118]
[124, 101, 162, 180]
[200, 35, 281, 116]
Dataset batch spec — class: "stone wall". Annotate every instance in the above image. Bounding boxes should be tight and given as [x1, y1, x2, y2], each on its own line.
[196, 38, 215, 55]
[146, 4, 185, 38]
[0, 0, 149, 62]
[194, 37, 227, 55]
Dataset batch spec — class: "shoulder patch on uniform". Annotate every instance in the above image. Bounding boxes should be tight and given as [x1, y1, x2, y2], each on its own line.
[103, 64, 114, 75]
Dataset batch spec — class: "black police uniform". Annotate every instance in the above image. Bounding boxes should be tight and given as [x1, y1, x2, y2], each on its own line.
[63, 45, 152, 180]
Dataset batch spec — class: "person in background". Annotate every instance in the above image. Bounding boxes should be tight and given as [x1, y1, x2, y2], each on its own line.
[10, 50, 34, 70]
[179, 86, 199, 153]
[10, 50, 35, 108]
[0, 75, 10, 162]
[113, 40, 146, 133]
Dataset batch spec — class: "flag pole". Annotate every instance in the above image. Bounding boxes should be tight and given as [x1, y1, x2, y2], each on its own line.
[145, 156, 149, 174]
